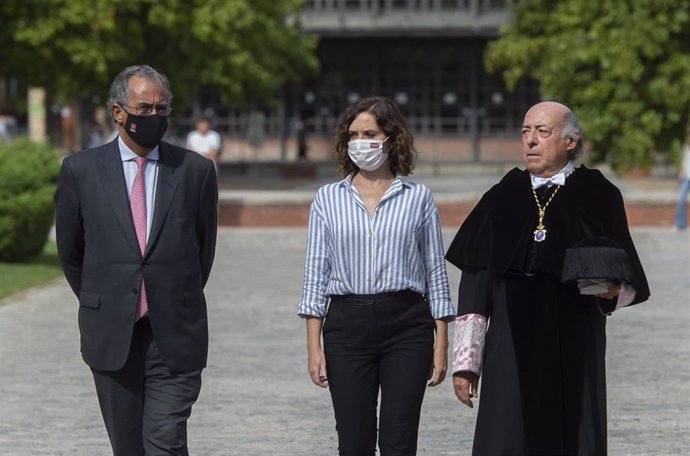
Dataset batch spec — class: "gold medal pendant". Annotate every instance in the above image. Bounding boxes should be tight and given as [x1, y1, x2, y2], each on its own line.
[531, 187, 559, 243]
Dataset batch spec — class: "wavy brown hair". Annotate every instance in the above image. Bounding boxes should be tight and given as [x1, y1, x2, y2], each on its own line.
[333, 96, 417, 176]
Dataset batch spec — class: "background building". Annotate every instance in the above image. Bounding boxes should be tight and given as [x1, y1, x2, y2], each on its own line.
[211, 0, 540, 164]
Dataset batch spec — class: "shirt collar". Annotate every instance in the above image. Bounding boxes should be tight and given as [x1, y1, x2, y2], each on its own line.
[339, 174, 411, 188]
[396, 175, 412, 188]
[118, 135, 160, 162]
[530, 161, 575, 188]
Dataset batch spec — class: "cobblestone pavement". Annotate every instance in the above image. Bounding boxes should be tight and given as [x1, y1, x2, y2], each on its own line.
[1, 227, 688, 455]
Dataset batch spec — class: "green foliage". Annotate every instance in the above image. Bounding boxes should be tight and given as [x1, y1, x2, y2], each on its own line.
[485, 0, 690, 172]
[0, 138, 60, 261]
[0, 0, 318, 107]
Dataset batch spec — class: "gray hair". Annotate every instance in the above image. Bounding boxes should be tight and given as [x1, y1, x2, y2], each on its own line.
[107, 65, 172, 115]
[562, 110, 584, 160]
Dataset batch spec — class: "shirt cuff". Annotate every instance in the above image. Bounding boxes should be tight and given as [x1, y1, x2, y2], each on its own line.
[452, 314, 487, 377]
[297, 299, 328, 318]
[429, 298, 456, 320]
[614, 283, 636, 311]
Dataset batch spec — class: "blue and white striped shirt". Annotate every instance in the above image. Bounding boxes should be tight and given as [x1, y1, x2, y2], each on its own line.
[298, 175, 454, 320]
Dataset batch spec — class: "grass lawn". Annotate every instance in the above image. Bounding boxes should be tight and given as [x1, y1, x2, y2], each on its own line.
[0, 241, 63, 300]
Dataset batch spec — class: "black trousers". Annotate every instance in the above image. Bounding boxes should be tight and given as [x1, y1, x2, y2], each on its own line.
[90, 317, 202, 456]
[323, 290, 435, 456]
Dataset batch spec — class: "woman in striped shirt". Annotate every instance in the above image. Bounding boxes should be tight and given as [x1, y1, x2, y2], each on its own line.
[298, 96, 455, 455]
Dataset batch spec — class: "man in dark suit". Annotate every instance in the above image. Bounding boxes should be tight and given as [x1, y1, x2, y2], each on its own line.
[55, 65, 217, 455]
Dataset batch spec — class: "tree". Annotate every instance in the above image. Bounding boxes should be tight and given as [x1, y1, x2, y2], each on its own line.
[0, 0, 318, 109]
[485, 0, 690, 172]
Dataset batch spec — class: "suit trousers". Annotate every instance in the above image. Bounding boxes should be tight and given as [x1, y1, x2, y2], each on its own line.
[323, 290, 435, 456]
[91, 318, 202, 456]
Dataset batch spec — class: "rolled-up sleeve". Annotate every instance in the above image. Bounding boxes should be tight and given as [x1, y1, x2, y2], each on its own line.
[298, 197, 331, 318]
[419, 200, 454, 320]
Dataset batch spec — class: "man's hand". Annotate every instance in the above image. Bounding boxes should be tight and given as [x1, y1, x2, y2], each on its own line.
[595, 282, 621, 300]
[453, 371, 479, 408]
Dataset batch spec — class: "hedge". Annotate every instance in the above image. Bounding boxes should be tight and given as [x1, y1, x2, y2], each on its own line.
[0, 138, 60, 261]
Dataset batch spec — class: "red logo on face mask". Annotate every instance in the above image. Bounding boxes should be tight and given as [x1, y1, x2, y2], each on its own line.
[371, 142, 380, 148]
[130, 123, 137, 133]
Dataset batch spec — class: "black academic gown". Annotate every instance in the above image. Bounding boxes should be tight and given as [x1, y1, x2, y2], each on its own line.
[446, 166, 650, 456]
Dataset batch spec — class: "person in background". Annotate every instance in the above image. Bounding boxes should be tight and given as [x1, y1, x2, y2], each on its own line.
[55, 64, 217, 456]
[675, 133, 690, 230]
[446, 101, 650, 456]
[84, 106, 111, 149]
[296, 117, 308, 160]
[186, 115, 221, 172]
[298, 96, 454, 455]
[0, 107, 18, 143]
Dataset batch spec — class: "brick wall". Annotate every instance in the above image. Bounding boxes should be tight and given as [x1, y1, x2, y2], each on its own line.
[218, 201, 679, 227]
[218, 203, 310, 227]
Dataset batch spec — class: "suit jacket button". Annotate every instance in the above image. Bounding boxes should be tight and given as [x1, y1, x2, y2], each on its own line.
[132, 288, 138, 295]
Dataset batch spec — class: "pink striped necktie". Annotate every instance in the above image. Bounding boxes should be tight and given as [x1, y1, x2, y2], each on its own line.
[130, 156, 148, 321]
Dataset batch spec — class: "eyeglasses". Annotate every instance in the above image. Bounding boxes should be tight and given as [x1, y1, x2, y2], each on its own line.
[120, 103, 172, 117]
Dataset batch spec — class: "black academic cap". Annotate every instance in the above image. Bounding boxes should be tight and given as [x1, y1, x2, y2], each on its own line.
[561, 236, 634, 283]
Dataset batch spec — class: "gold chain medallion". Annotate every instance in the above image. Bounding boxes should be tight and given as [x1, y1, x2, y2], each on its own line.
[531, 185, 560, 242]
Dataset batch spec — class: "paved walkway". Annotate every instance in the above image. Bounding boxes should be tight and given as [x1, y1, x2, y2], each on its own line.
[1, 227, 688, 455]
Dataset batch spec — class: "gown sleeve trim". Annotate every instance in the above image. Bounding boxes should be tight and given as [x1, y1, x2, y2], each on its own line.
[452, 313, 487, 376]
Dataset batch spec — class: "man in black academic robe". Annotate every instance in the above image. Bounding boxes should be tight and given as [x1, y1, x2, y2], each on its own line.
[446, 101, 650, 456]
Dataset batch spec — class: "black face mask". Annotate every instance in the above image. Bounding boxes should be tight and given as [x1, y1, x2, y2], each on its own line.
[124, 113, 168, 148]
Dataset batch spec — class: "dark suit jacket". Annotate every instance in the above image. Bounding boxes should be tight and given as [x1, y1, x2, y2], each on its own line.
[55, 139, 218, 372]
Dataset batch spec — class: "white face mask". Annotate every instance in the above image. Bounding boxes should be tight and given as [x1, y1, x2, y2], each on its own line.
[347, 137, 389, 171]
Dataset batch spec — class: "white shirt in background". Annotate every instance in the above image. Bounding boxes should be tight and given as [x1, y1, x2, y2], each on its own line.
[186, 130, 221, 160]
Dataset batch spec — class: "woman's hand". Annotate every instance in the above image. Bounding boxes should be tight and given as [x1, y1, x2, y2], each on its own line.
[428, 319, 449, 387]
[453, 371, 479, 408]
[428, 341, 448, 387]
[307, 346, 328, 388]
[306, 317, 328, 388]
